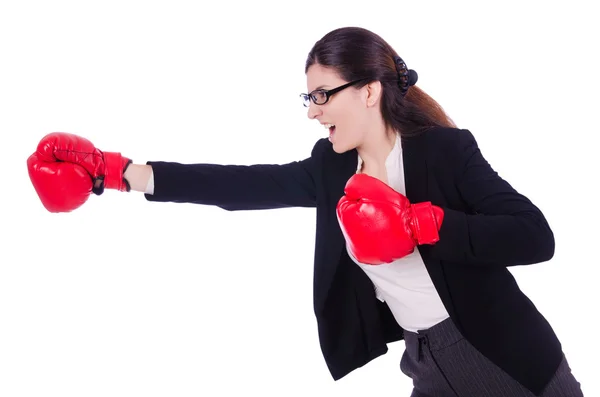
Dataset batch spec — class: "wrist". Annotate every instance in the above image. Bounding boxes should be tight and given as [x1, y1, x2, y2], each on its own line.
[123, 164, 153, 193]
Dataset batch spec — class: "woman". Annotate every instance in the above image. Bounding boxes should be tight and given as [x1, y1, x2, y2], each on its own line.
[27, 27, 583, 396]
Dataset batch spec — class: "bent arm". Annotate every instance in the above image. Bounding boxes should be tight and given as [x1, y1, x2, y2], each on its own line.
[429, 130, 555, 266]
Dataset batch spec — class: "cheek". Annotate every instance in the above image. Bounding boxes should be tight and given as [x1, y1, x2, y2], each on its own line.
[342, 110, 367, 137]
[331, 104, 356, 128]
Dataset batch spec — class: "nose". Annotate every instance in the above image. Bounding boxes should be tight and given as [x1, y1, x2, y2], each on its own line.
[307, 102, 322, 120]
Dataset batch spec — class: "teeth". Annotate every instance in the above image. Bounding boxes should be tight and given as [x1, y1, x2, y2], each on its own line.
[324, 123, 335, 129]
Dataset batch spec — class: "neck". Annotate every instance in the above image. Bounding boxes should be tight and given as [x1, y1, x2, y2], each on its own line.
[357, 127, 397, 172]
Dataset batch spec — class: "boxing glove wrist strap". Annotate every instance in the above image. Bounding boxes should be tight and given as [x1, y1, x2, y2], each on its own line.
[92, 151, 132, 194]
[410, 202, 443, 245]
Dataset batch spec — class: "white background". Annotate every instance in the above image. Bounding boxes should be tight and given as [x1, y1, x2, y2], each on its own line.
[1, 1, 598, 396]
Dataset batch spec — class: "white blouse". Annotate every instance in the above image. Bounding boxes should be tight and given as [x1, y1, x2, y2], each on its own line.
[348, 134, 449, 332]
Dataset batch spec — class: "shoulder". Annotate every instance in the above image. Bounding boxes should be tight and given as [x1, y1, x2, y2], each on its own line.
[310, 138, 331, 157]
[413, 126, 481, 164]
[310, 137, 357, 163]
[417, 126, 478, 149]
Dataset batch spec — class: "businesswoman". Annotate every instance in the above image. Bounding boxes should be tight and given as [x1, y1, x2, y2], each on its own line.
[27, 27, 583, 396]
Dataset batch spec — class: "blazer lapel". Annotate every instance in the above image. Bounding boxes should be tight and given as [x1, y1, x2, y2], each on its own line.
[401, 133, 429, 203]
[313, 146, 357, 313]
[401, 131, 449, 301]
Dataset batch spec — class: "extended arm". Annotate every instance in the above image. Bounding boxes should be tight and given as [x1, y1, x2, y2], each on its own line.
[141, 158, 318, 211]
[27, 131, 323, 213]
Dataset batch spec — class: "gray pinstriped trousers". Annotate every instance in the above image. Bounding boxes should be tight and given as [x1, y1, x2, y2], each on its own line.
[400, 318, 584, 396]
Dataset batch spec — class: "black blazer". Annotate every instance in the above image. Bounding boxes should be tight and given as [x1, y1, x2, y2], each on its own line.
[145, 126, 562, 396]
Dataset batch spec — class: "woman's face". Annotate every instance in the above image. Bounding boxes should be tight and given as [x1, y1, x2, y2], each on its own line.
[305, 64, 373, 154]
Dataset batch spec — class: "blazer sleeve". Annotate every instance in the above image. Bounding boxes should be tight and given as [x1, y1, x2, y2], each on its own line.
[429, 129, 555, 266]
[143, 139, 326, 211]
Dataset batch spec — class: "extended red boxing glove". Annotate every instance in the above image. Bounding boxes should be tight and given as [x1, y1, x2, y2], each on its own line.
[336, 173, 444, 265]
[27, 132, 132, 213]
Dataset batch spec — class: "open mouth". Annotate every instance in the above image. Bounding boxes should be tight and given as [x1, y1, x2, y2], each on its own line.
[324, 123, 336, 137]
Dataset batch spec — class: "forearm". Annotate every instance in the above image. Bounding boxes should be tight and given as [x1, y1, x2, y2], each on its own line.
[429, 208, 555, 266]
[133, 139, 324, 209]
[143, 160, 317, 210]
[124, 164, 154, 194]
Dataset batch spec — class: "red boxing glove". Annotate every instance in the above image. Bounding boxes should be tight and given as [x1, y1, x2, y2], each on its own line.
[27, 132, 132, 213]
[336, 173, 444, 265]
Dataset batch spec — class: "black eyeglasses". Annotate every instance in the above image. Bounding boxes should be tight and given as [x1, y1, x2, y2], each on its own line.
[299, 79, 367, 108]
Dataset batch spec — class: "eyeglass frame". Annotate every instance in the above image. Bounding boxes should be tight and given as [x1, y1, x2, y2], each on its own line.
[299, 78, 368, 108]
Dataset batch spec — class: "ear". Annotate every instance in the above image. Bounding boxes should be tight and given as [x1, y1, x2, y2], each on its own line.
[364, 80, 383, 108]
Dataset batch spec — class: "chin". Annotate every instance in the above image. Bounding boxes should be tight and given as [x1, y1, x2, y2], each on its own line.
[331, 142, 346, 154]
[331, 140, 355, 154]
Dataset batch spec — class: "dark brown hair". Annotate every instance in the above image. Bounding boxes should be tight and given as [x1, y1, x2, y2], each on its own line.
[305, 27, 456, 137]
